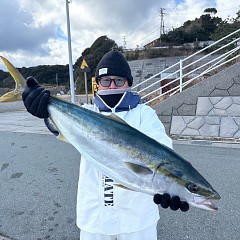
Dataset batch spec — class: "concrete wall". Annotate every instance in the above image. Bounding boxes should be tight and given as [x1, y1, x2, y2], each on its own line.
[171, 96, 240, 139]
[152, 62, 240, 137]
[129, 54, 219, 94]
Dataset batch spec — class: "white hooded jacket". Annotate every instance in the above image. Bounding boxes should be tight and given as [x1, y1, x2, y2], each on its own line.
[76, 92, 172, 235]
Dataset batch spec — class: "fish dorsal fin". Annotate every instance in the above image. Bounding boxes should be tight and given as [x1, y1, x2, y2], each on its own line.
[107, 114, 128, 125]
[123, 162, 153, 175]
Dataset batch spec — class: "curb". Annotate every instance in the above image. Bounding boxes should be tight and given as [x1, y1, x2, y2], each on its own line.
[173, 139, 240, 148]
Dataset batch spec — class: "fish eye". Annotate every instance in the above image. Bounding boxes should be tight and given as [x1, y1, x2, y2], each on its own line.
[187, 183, 199, 193]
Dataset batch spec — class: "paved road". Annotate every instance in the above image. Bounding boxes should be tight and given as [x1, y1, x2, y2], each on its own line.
[0, 132, 80, 240]
[0, 101, 240, 239]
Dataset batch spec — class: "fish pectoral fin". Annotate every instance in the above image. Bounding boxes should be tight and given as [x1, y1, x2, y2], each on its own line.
[107, 114, 128, 125]
[113, 183, 135, 191]
[44, 118, 59, 136]
[45, 118, 69, 143]
[123, 162, 153, 175]
[57, 133, 69, 142]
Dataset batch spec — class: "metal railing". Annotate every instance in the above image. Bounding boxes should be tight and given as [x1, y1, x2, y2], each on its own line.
[132, 29, 240, 105]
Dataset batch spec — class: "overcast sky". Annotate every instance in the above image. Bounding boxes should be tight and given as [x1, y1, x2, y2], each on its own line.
[0, 0, 239, 71]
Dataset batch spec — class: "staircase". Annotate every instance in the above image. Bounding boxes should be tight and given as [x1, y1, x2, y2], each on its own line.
[153, 60, 240, 136]
[131, 29, 240, 106]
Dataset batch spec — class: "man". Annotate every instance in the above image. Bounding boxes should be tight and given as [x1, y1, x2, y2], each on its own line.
[22, 50, 189, 240]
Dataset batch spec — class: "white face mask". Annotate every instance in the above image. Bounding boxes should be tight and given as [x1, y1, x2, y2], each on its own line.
[97, 88, 131, 96]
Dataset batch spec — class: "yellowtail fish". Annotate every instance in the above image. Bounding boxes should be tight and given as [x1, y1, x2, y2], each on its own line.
[0, 56, 220, 211]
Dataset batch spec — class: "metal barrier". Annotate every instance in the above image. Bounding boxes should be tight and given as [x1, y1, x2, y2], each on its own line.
[132, 29, 240, 105]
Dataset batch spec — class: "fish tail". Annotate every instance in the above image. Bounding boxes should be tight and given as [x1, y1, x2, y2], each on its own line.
[0, 56, 26, 102]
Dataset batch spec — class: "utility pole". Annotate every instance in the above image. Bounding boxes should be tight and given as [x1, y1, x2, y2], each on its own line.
[56, 73, 58, 86]
[65, 0, 75, 103]
[122, 35, 127, 50]
[158, 8, 165, 45]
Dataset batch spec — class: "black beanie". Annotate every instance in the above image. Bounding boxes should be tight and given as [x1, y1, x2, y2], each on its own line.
[95, 50, 133, 87]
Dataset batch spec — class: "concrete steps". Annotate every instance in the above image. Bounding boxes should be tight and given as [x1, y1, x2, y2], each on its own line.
[129, 54, 220, 94]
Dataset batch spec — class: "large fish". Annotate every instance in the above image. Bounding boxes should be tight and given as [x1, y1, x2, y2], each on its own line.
[0, 56, 220, 211]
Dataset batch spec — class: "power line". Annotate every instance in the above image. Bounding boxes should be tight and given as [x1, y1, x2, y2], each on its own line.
[129, 24, 159, 48]
[126, 5, 240, 49]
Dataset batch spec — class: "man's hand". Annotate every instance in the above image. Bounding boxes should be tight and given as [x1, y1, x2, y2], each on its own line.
[153, 193, 189, 212]
[22, 77, 50, 118]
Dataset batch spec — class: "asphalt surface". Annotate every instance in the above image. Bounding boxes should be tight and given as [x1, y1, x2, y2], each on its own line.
[0, 101, 240, 240]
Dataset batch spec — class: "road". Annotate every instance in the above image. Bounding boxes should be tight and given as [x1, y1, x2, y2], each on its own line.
[0, 101, 240, 239]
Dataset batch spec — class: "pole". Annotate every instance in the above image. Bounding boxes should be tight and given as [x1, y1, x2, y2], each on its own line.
[65, 0, 75, 103]
[56, 73, 58, 86]
[179, 59, 183, 92]
[159, 8, 165, 45]
[84, 72, 88, 104]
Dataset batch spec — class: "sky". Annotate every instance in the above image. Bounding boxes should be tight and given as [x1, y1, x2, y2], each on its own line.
[0, 0, 239, 71]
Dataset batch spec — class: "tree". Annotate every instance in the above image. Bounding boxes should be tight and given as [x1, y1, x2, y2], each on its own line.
[74, 36, 120, 94]
[204, 8, 217, 17]
[210, 7, 240, 41]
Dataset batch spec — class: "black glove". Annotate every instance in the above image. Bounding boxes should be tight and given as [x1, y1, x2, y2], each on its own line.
[153, 193, 189, 212]
[22, 77, 50, 118]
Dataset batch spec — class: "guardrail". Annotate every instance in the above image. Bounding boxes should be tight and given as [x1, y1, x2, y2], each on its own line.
[132, 29, 240, 105]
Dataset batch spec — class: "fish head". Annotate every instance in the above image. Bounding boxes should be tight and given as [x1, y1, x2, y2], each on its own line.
[153, 168, 221, 211]
[185, 182, 220, 200]
[184, 182, 221, 211]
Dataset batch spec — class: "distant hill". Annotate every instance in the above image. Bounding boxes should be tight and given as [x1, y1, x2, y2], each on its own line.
[1, 7, 239, 94]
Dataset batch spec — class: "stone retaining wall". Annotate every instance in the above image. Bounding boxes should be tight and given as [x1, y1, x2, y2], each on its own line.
[152, 62, 240, 137]
[171, 96, 240, 138]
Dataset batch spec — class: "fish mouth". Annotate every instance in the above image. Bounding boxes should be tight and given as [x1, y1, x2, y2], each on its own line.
[191, 195, 219, 211]
[196, 199, 218, 211]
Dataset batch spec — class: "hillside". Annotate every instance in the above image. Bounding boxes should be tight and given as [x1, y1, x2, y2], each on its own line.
[0, 7, 239, 94]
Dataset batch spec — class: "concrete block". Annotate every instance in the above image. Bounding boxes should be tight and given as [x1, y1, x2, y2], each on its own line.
[233, 130, 240, 138]
[220, 117, 239, 138]
[182, 128, 199, 136]
[188, 117, 205, 129]
[177, 104, 196, 115]
[227, 104, 240, 116]
[216, 78, 234, 89]
[183, 116, 195, 124]
[209, 97, 222, 105]
[159, 115, 172, 123]
[210, 108, 228, 116]
[210, 89, 229, 97]
[196, 97, 213, 116]
[233, 117, 240, 125]
[170, 116, 186, 135]
[214, 97, 232, 110]
[233, 97, 240, 104]
[228, 85, 240, 95]
[199, 124, 219, 137]
[233, 75, 240, 84]
[205, 116, 221, 125]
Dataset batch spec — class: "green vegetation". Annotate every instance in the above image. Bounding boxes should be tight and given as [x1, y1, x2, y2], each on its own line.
[0, 64, 69, 89]
[0, 7, 239, 94]
[74, 36, 122, 94]
[161, 8, 240, 45]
